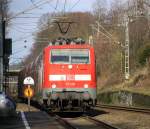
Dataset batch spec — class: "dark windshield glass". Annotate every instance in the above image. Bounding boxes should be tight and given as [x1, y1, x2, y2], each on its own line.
[51, 49, 89, 64]
[70, 50, 89, 64]
[51, 50, 70, 63]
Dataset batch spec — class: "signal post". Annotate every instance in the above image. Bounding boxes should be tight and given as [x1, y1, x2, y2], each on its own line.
[23, 77, 34, 111]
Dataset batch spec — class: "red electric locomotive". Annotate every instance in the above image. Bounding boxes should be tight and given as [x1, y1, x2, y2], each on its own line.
[18, 38, 97, 111]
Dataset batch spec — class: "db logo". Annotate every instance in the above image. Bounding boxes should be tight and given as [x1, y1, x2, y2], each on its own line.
[67, 75, 75, 80]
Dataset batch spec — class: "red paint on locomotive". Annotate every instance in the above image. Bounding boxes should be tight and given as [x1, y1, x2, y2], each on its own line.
[43, 44, 96, 89]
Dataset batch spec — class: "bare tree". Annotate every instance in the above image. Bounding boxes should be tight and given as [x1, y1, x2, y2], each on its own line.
[93, 0, 108, 24]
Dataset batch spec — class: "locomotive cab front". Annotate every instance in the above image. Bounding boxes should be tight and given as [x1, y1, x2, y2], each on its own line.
[43, 44, 96, 110]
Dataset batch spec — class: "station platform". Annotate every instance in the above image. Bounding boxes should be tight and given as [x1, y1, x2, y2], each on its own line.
[0, 103, 64, 129]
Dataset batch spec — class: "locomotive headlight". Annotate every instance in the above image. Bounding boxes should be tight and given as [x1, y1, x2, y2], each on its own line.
[84, 84, 88, 88]
[52, 84, 56, 88]
[68, 65, 72, 69]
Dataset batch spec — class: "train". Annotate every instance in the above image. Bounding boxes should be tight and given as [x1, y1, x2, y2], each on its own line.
[18, 38, 97, 111]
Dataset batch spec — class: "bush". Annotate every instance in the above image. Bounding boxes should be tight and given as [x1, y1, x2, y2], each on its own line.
[138, 44, 150, 66]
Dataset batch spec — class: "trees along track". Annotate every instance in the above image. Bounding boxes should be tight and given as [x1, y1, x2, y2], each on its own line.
[97, 104, 150, 114]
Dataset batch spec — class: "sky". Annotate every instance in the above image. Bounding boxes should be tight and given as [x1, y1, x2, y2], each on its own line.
[8, 0, 98, 64]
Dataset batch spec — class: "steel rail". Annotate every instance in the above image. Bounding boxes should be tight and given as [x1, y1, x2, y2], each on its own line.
[26, 101, 121, 129]
[97, 104, 150, 114]
[55, 115, 77, 129]
[83, 116, 120, 129]
[47, 108, 120, 129]
[44, 108, 77, 129]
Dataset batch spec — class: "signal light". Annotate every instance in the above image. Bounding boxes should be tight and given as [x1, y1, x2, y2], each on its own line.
[4, 38, 12, 56]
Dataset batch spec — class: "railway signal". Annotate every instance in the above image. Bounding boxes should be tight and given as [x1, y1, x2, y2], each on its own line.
[24, 86, 34, 98]
[23, 77, 34, 111]
[23, 76, 34, 85]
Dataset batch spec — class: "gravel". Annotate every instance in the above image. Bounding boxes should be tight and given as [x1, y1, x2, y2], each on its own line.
[95, 108, 150, 129]
[16, 103, 40, 112]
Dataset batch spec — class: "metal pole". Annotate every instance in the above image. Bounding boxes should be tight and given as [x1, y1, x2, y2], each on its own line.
[2, 20, 6, 92]
[89, 35, 93, 45]
[28, 96, 30, 111]
[28, 85, 30, 112]
[124, 15, 130, 80]
[0, 1, 3, 91]
[97, 22, 100, 38]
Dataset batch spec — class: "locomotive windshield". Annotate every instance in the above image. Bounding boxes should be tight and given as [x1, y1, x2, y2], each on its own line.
[51, 49, 89, 64]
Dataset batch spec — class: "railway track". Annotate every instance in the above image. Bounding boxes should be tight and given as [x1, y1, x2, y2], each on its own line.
[55, 115, 77, 129]
[27, 102, 120, 129]
[53, 114, 120, 129]
[97, 104, 150, 114]
[82, 115, 119, 129]
[42, 107, 120, 129]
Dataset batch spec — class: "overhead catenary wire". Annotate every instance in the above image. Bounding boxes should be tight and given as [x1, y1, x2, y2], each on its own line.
[12, 49, 28, 55]
[95, 21, 120, 44]
[11, 0, 48, 16]
[12, 47, 27, 53]
[13, 16, 41, 19]
[7, 0, 54, 21]
[30, 0, 42, 10]
[8, 1, 58, 45]
[91, 25, 112, 43]
[8, 0, 61, 25]
[12, 33, 35, 43]
[63, 0, 67, 13]
[55, 0, 59, 10]
[68, 0, 80, 11]
[12, 24, 38, 31]
[16, 12, 47, 15]
[9, 20, 39, 25]
[10, 0, 83, 64]
[95, 21, 113, 37]
[9, 0, 65, 39]
[46, 0, 61, 14]
[13, 35, 50, 47]
[12, 24, 52, 44]
[10, 21, 38, 24]
[9, 0, 62, 64]
[12, 24, 38, 30]
[9, 57, 24, 60]
[10, 0, 72, 34]
[11, 23, 37, 27]
[12, 26, 37, 33]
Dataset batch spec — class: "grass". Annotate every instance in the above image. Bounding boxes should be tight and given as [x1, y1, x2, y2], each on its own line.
[97, 67, 150, 96]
